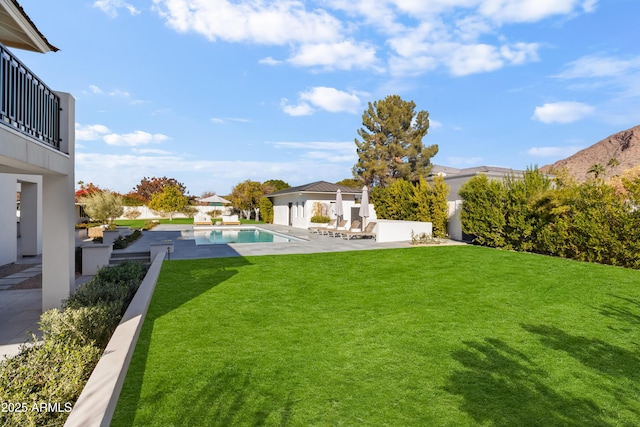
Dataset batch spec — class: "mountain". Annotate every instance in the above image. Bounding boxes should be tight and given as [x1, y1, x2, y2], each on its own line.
[540, 125, 640, 181]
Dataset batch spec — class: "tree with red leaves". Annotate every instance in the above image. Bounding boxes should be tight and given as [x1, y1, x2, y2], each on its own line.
[133, 176, 188, 202]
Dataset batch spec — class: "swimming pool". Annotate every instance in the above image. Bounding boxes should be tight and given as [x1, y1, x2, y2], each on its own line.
[187, 227, 303, 245]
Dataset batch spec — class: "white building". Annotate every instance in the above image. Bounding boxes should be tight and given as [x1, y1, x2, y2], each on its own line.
[429, 165, 525, 241]
[268, 181, 376, 229]
[0, 0, 76, 310]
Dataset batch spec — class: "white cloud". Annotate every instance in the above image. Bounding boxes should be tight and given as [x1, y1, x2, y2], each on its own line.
[299, 87, 363, 113]
[478, 0, 597, 23]
[429, 119, 443, 129]
[527, 146, 583, 157]
[387, 25, 540, 76]
[88, 85, 103, 94]
[555, 54, 640, 79]
[259, 56, 282, 65]
[448, 44, 504, 76]
[152, 0, 591, 76]
[75, 152, 355, 195]
[76, 123, 110, 141]
[108, 89, 131, 98]
[532, 101, 595, 124]
[132, 148, 175, 155]
[210, 117, 251, 124]
[153, 0, 342, 45]
[288, 40, 378, 70]
[103, 130, 170, 146]
[282, 87, 364, 116]
[94, 0, 140, 18]
[271, 141, 356, 163]
[280, 99, 315, 116]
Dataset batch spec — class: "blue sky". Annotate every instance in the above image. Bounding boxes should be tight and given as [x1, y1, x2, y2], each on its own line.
[17, 0, 640, 196]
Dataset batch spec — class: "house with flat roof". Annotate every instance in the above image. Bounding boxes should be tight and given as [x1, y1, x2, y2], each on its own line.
[0, 0, 76, 310]
[267, 181, 376, 229]
[429, 165, 525, 241]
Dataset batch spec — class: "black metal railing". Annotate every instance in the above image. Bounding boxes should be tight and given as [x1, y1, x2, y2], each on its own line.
[0, 43, 60, 150]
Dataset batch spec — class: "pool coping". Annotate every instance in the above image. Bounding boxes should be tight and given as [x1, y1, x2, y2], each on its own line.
[188, 225, 308, 245]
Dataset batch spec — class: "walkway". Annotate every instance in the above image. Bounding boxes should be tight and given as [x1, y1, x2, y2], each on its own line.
[0, 255, 43, 360]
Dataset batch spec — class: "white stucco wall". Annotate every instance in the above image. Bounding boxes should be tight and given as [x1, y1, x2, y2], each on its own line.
[447, 200, 464, 241]
[270, 192, 376, 229]
[0, 175, 17, 265]
[375, 220, 433, 242]
[115, 205, 231, 221]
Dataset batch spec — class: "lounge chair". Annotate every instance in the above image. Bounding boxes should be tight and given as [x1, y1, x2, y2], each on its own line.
[321, 219, 347, 236]
[222, 214, 241, 225]
[309, 219, 336, 234]
[333, 220, 361, 238]
[326, 219, 353, 237]
[341, 221, 377, 240]
[193, 213, 212, 226]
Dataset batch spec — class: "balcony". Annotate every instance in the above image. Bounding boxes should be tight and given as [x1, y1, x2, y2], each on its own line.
[0, 42, 61, 152]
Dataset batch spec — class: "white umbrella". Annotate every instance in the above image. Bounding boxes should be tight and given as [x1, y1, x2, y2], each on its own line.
[197, 195, 231, 205]
[335, 189, 344, 228]
[358, 185, 369, 231]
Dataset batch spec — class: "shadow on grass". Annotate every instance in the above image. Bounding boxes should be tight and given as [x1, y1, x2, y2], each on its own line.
[133, 366, 296, 426]
[111, 255, 254, 427]
[444, 337, 612, 427]
[598, 294, 640, 331]
[522, 324, 640, 381]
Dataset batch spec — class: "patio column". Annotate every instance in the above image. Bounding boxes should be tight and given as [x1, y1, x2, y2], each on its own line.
[0, 175, 17, 265]
[41, 92, 75, 310]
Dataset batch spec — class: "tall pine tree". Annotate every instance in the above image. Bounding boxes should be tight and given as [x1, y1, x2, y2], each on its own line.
[353, 95, 438, 187]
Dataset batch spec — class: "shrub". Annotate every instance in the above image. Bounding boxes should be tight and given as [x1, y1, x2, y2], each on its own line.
[66, 261, 146, 315]
[459, 174, 507, 247]
[206, 209, 221, 218]
[180, 205, 198, 218]
[259, 197, 274, 223]
[123, 208, 141, 219]
[310, 215, 331, 223]
[0, 340, 101, 427]
[459, 168, 640, 269]
[141, 220, 158, 230]
[41, 306, 120, 349]
[0, 261, 149, 426]
[112, 230, 142, 249]
[372, 178, 449, 236]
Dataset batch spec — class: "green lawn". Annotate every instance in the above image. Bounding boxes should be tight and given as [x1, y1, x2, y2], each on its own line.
[112, 246, 640, 426]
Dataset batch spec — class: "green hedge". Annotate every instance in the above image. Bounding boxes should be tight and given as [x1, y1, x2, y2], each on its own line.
[259, 197, 273, 223]
[371, 176, 450, 238]
[0, 261, 148, 426]
[459, 167, 640, 269]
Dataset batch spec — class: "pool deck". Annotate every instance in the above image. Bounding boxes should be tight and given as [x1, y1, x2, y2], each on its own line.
[121, 223, 418, 259]
[1, 223, 463, 360]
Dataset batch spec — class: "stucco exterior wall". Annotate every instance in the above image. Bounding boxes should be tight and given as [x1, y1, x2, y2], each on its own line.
[270, 192, 376, 229]
[0, 175, 17, 265]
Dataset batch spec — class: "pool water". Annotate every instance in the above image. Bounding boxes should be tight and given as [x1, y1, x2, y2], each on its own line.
[191, 228, 299, 245]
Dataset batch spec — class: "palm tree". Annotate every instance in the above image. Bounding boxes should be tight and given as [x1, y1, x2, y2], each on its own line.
[608, 157, 619, 168]
[588, 163, 606, 179]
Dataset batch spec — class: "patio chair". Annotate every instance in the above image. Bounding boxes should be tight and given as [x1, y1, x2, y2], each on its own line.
[222, 214, 241, 225]
[333, 220, 361, 238]
[340, 221, 377, 240]
[326, 219, 355, 237]
[309, 219, 336, 234]
[320, 219, 347, 236]
[193, 213, 212, 226]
